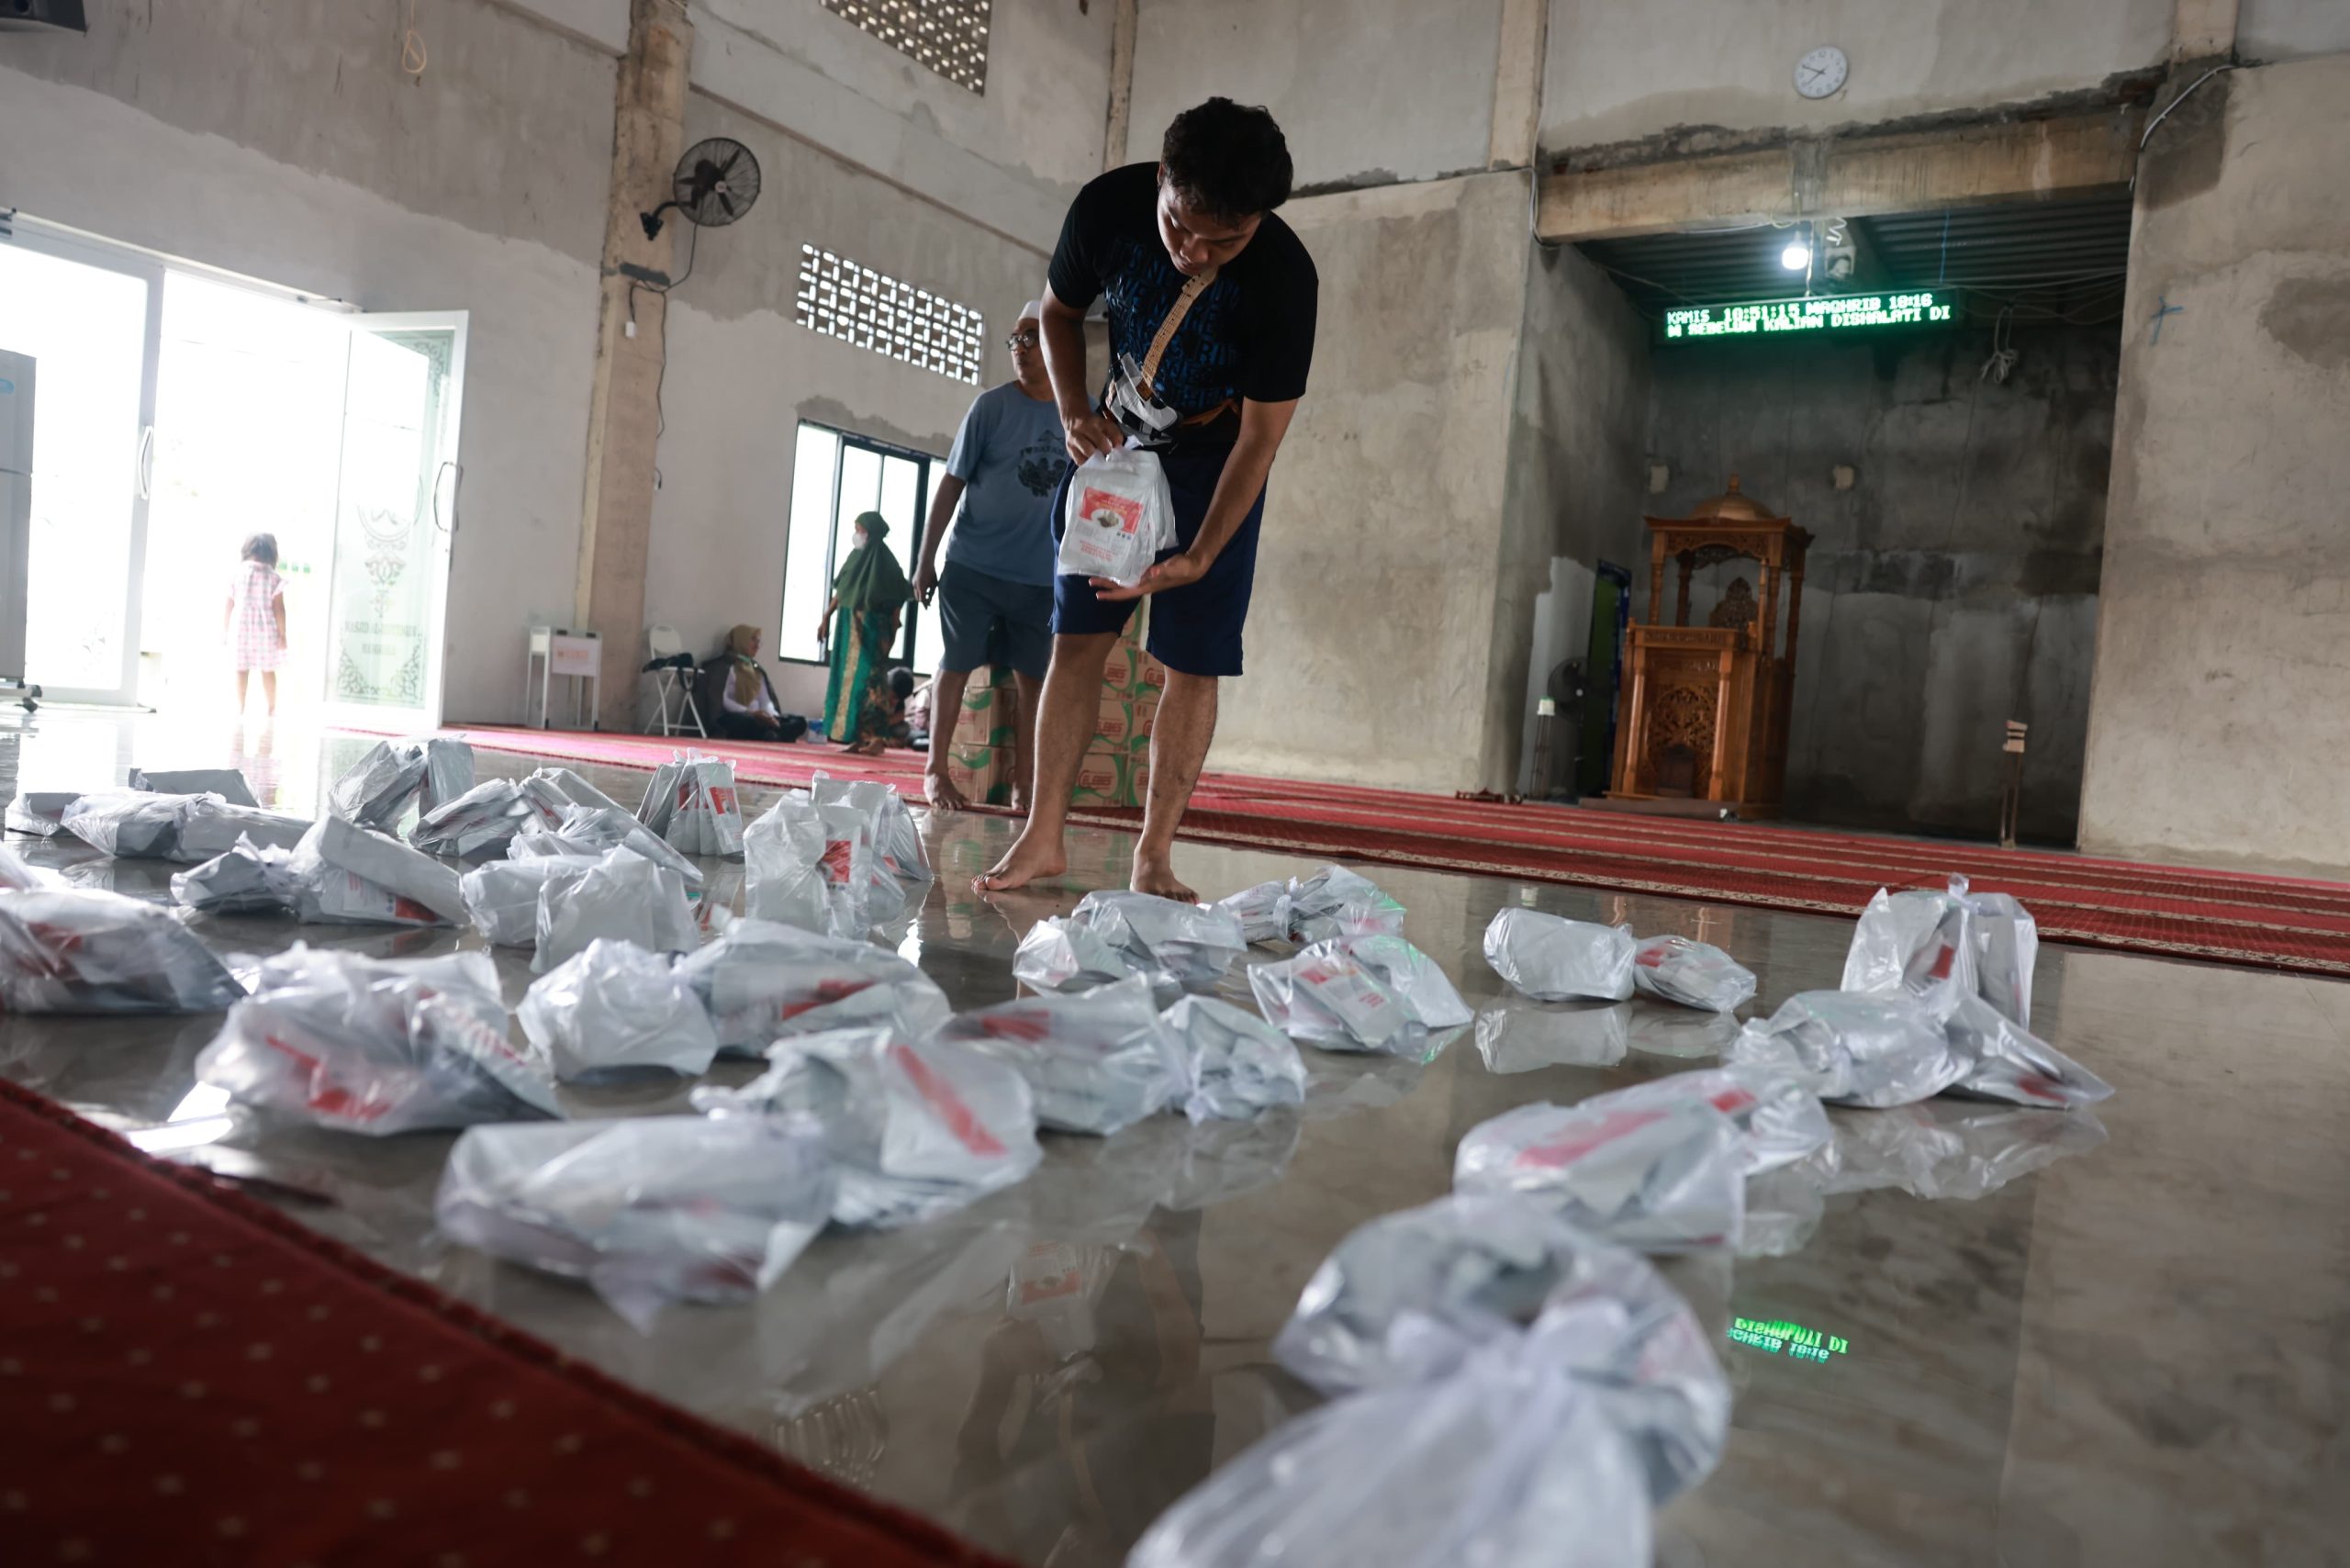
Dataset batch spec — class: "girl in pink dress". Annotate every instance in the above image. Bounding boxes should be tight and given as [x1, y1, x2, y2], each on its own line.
[224, 532, 288, 717]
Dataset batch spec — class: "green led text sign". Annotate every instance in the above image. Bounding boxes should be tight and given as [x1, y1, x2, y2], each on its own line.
[1729, 1316, 1851, 1365]
[1662, 291, 1957, 342]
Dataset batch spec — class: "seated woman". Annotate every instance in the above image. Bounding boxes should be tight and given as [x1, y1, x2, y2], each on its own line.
[699, 625, 804, 743]
[845, 666, 917, 756]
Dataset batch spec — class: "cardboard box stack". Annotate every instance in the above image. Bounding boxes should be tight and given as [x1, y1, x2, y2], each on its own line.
[942, 665, 1022, 807]
[1076, 621, 1164, 808]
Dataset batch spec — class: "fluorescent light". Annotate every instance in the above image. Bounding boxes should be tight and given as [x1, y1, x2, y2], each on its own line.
[1780, 240, 1812, 271]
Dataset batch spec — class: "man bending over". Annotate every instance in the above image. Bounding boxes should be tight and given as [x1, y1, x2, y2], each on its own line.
[975, 96, 1317, 899]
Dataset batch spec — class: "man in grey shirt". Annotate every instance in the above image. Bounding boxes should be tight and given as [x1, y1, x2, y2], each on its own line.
[913, 300, 1069, 811]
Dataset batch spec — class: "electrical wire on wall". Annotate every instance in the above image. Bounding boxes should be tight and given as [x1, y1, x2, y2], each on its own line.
[402, 0, 428, 77]
[626, 220, 699, 488]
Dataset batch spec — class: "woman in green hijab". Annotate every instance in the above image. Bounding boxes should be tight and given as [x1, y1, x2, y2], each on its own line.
[819, 510, 913, 745]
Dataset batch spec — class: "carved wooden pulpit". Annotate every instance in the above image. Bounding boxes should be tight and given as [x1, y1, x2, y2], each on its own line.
[1608, 477, 1811, 816]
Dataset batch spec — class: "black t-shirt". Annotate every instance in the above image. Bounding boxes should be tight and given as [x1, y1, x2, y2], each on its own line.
[1046, 162, 1318, 432]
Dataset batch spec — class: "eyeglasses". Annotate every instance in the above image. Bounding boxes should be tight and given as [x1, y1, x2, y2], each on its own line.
[1004, 330, 1040, 350]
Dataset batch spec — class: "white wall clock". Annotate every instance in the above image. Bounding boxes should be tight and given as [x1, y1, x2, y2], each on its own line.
[1795, 45, 1848, 99]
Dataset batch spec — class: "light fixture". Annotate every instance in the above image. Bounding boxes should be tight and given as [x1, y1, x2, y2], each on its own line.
[1780, 237, 1811, 271]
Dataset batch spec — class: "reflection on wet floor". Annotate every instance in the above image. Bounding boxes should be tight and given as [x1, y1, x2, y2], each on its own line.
[3, 709, 2348, 1565]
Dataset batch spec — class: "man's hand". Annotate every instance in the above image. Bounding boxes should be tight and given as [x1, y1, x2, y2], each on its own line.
[913, 560, 939, 606]
[1062, 408, 1122, 466]
[1092, 551, 1208, 603]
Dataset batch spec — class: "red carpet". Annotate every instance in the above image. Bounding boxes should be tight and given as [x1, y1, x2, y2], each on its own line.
[0, 1077, 1014, 1568]
[448, 726, 2350, 979]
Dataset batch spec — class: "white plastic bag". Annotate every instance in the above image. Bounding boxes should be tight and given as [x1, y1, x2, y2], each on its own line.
[1248, 934, 1471, 1057]
[1270, 1192, 1729, 1501]
[0, 890, 244, 1013]
[5, 791, 77, 837]
[740, 796, 864, 938]
[459, 854, 600, 946]
[533, 846, 697, 973]
[1068, 890, 1248, 994]
[1453, 1098, 1745, 1252]
[525, 764, 621, 815]
[1728, 990, 1964, 1108]
[1941, 991, 2112, 1108]
[1474, 1000, 1630, 1074]
[287, 816, 467, 927]
[1012, 915, 1138, 993]
[656, 756, 745, 857]
[127, 767, 259, 806]
[509, 802, 705, 890]
[517, 938, 721, 1081]
[196, 946, 557, 1133]
[696, 1024, 1043, 1228]
[1284, 865, 1406, 944]
[1214, 881, 1292, 946]
[1058, 445, 1174, 586]
[1160, 994, 1307, 1122]
[932, 975, 1183, 1135]
[171, 835, 298, 915]
[410, 777, 569, 858]
[61, 790, 307, 863]
[1631, 933, 1756, 1013]
[437, 1115, 834, 1327]
[673, 916, 949, 1056]
[1483, 908, 1636, 1002]
[1572, 1064, 1832, 1175]
[801, 774, 932, 885]
[1841, 874, 2039, 1026]
[328, 737, 477, 827]
[1130, 1317, 1652, 1568]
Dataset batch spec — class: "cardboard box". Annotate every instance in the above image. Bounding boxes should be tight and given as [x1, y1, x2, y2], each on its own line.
[945, 743, 1015, 808]
[1095, 699, 1150, 749]
[1099, 640, 1141, 693]
[1069, 744, 1150, 808]
[955, 666, 1024, 750]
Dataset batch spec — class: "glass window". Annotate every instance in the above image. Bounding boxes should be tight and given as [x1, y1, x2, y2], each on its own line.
[778, 420, 940, 674]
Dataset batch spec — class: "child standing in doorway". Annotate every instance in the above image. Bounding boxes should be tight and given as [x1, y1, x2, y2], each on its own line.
[225, 532, 287, 717]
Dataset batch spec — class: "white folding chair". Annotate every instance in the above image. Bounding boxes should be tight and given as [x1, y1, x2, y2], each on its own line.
[643, 624, 707, 738]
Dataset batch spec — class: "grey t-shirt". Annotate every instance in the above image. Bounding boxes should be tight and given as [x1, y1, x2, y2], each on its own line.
[944, 382, 1068, 587]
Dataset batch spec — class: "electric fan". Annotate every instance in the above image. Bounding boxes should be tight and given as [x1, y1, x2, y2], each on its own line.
[641, 138, 763, 240]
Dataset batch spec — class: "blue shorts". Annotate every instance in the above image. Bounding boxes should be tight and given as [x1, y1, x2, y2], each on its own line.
[935, 560, 1054, 680]
[1051, 442, 1265, 678]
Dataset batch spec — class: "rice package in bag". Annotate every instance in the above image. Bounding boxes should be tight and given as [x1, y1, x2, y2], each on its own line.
[0, 890, 245, 1014]
[1630, 933, 1756, 1013]
[509, 802, 704, 890]
[1214, 881, 1292, 946]
[459, 854, 600, 946]
[171, 801, 313, 865]
[1271, 1192, 1729, 1502]
[673, 916, 949, 1056]
[800, 774, 932, 884]
[1842, 873, 2038, 1026]
[1283, 865, 1406, 944]
[1483, 908, 1636, 1002]
[660, 756, 745, 857]
[1012, 915, 1140, 994]
[532, 846, 697, 973]
[326, 741, 429, 828]
[932, 975, 1184, 1135]
[517, 937, 721, 1081]
[410, 777, 568, 858]
[127, 767, 260, 807]
[1160, 994, 1307, 1122]
[1129, 1317, 1651, 1568]
[1067, 889, 1248, 994]
[287, 816, 467, 928]
[741, 796, 864, 939]
[61, 791, 306, 863]
[1728, 990, 1965, 1108]
[1453, 1097, 1745, 1253]
[6, 791, 78, 837]
[1058, 445, 1174, 587]
[171, 835, 299, 915]
[1249, 934, 1471, 1057]
[1571, 1064, 1832, 1175]
[696, 1024, 1043, 1229]
[525, 764, 621, 815]
[437, 1115, 834, 1327]
[1941, 991, 2112, 1108]
[196, 947, 557, 1134]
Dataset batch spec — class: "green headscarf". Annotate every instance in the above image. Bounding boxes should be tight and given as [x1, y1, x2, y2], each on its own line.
[833, 511, 912, 614]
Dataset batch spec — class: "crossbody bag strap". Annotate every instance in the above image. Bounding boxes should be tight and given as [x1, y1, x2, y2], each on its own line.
[1136, 264, 1219, 397]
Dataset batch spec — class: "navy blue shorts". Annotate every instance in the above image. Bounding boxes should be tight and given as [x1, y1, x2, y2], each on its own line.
[935, 560, 1054, 680]
[1050, 442, 1264, 678]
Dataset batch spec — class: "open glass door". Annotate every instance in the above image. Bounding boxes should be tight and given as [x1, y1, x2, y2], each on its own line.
[318, 312, 465, 734]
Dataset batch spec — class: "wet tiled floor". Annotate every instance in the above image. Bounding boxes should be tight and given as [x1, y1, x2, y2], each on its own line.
[4, 708, 2347, 1564]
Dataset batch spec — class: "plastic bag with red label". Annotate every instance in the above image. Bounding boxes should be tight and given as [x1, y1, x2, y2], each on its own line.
[532, 846, 697, 973]
[1842, 874, 2038, 1026]
[1453, 1097, 1745, 1253]
[327, 737, 477, 828]
[673, 915, 950, 1056]
[459, 854, 601, 946]
[741, 796, 866, 939]
[1214, 881, 1293, 946]
[801, 775, 932, 886]
[696, 1023, 1043, 1228]
[1058, 445, 1174, 587]
[933, 975, 1184, 1135]
[1271, 1192, 1729, 1502]
[1630, 933, 1756, 1013]
[1068, 890, 1248, 995]
[195, 946, 558, 1133]
[1483, 908, 1637, 1002]
[509, 802, 704, 890]
[436, 1114, 834, 1328]
[1160, 994, 1307, 1122]
[1571, 1064, 1831, 1174]
[287, 816, 467, 928]
[1250, 934, 1472, 1058]
[518, 937, 721, 1081]
[660, 756, 746, 858]
[409, 776, 571, 858]
[1283, 865, 1407, 944]
[1012, 914, 1137, 994]
[172, 835, 299, 915]
[1941, 991, 2112, 1108]
[0, 889, 245, 1013]
[1728, 990, 1964, 1108]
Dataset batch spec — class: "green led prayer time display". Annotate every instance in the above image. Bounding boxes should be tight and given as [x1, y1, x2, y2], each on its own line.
[1729, 1316, 1851, 1365]
[1662, 291, 1957, 342]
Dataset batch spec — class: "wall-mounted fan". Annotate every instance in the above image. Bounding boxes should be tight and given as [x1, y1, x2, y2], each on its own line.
[640, 138, 763, 240]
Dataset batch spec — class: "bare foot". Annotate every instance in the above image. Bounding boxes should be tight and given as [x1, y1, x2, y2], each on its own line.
[974, 832, 1068, 893]
[925, 767, 968, 813]
[1131, 851, 1195, 902]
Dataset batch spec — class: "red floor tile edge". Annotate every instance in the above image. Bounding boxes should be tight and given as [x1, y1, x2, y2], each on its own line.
[0, 1076, 1019, 1568]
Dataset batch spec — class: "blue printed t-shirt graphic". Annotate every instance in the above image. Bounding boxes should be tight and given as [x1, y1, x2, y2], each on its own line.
[1046, 162, 1318, 443]
[945, 382, 1069, 586]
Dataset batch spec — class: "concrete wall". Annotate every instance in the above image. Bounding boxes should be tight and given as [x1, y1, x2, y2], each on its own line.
[1125, 0, 1505, 188]
[641, 91, 1048, 711]
[1210, 173, 1529, 791]
[2078, 54, 2350, 870]
[0, 0, 614, 726]
[2239, 0, 2350, 62]
[1541, 0, 2171, 152]
[1645, 325, 2116, 842]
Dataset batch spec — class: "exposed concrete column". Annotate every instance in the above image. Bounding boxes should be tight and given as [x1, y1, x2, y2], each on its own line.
[574, 0, 691, 729]
[2170, 0, 2239, 60]
[1102, 0, 1137, 171]
[1486, 0, 1550, 169]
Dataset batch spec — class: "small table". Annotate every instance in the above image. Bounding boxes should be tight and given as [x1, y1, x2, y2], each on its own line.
[524, 628, 601, 730]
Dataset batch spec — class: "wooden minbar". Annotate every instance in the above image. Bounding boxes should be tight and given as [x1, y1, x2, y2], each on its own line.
[1607, 477, 1810, 818]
